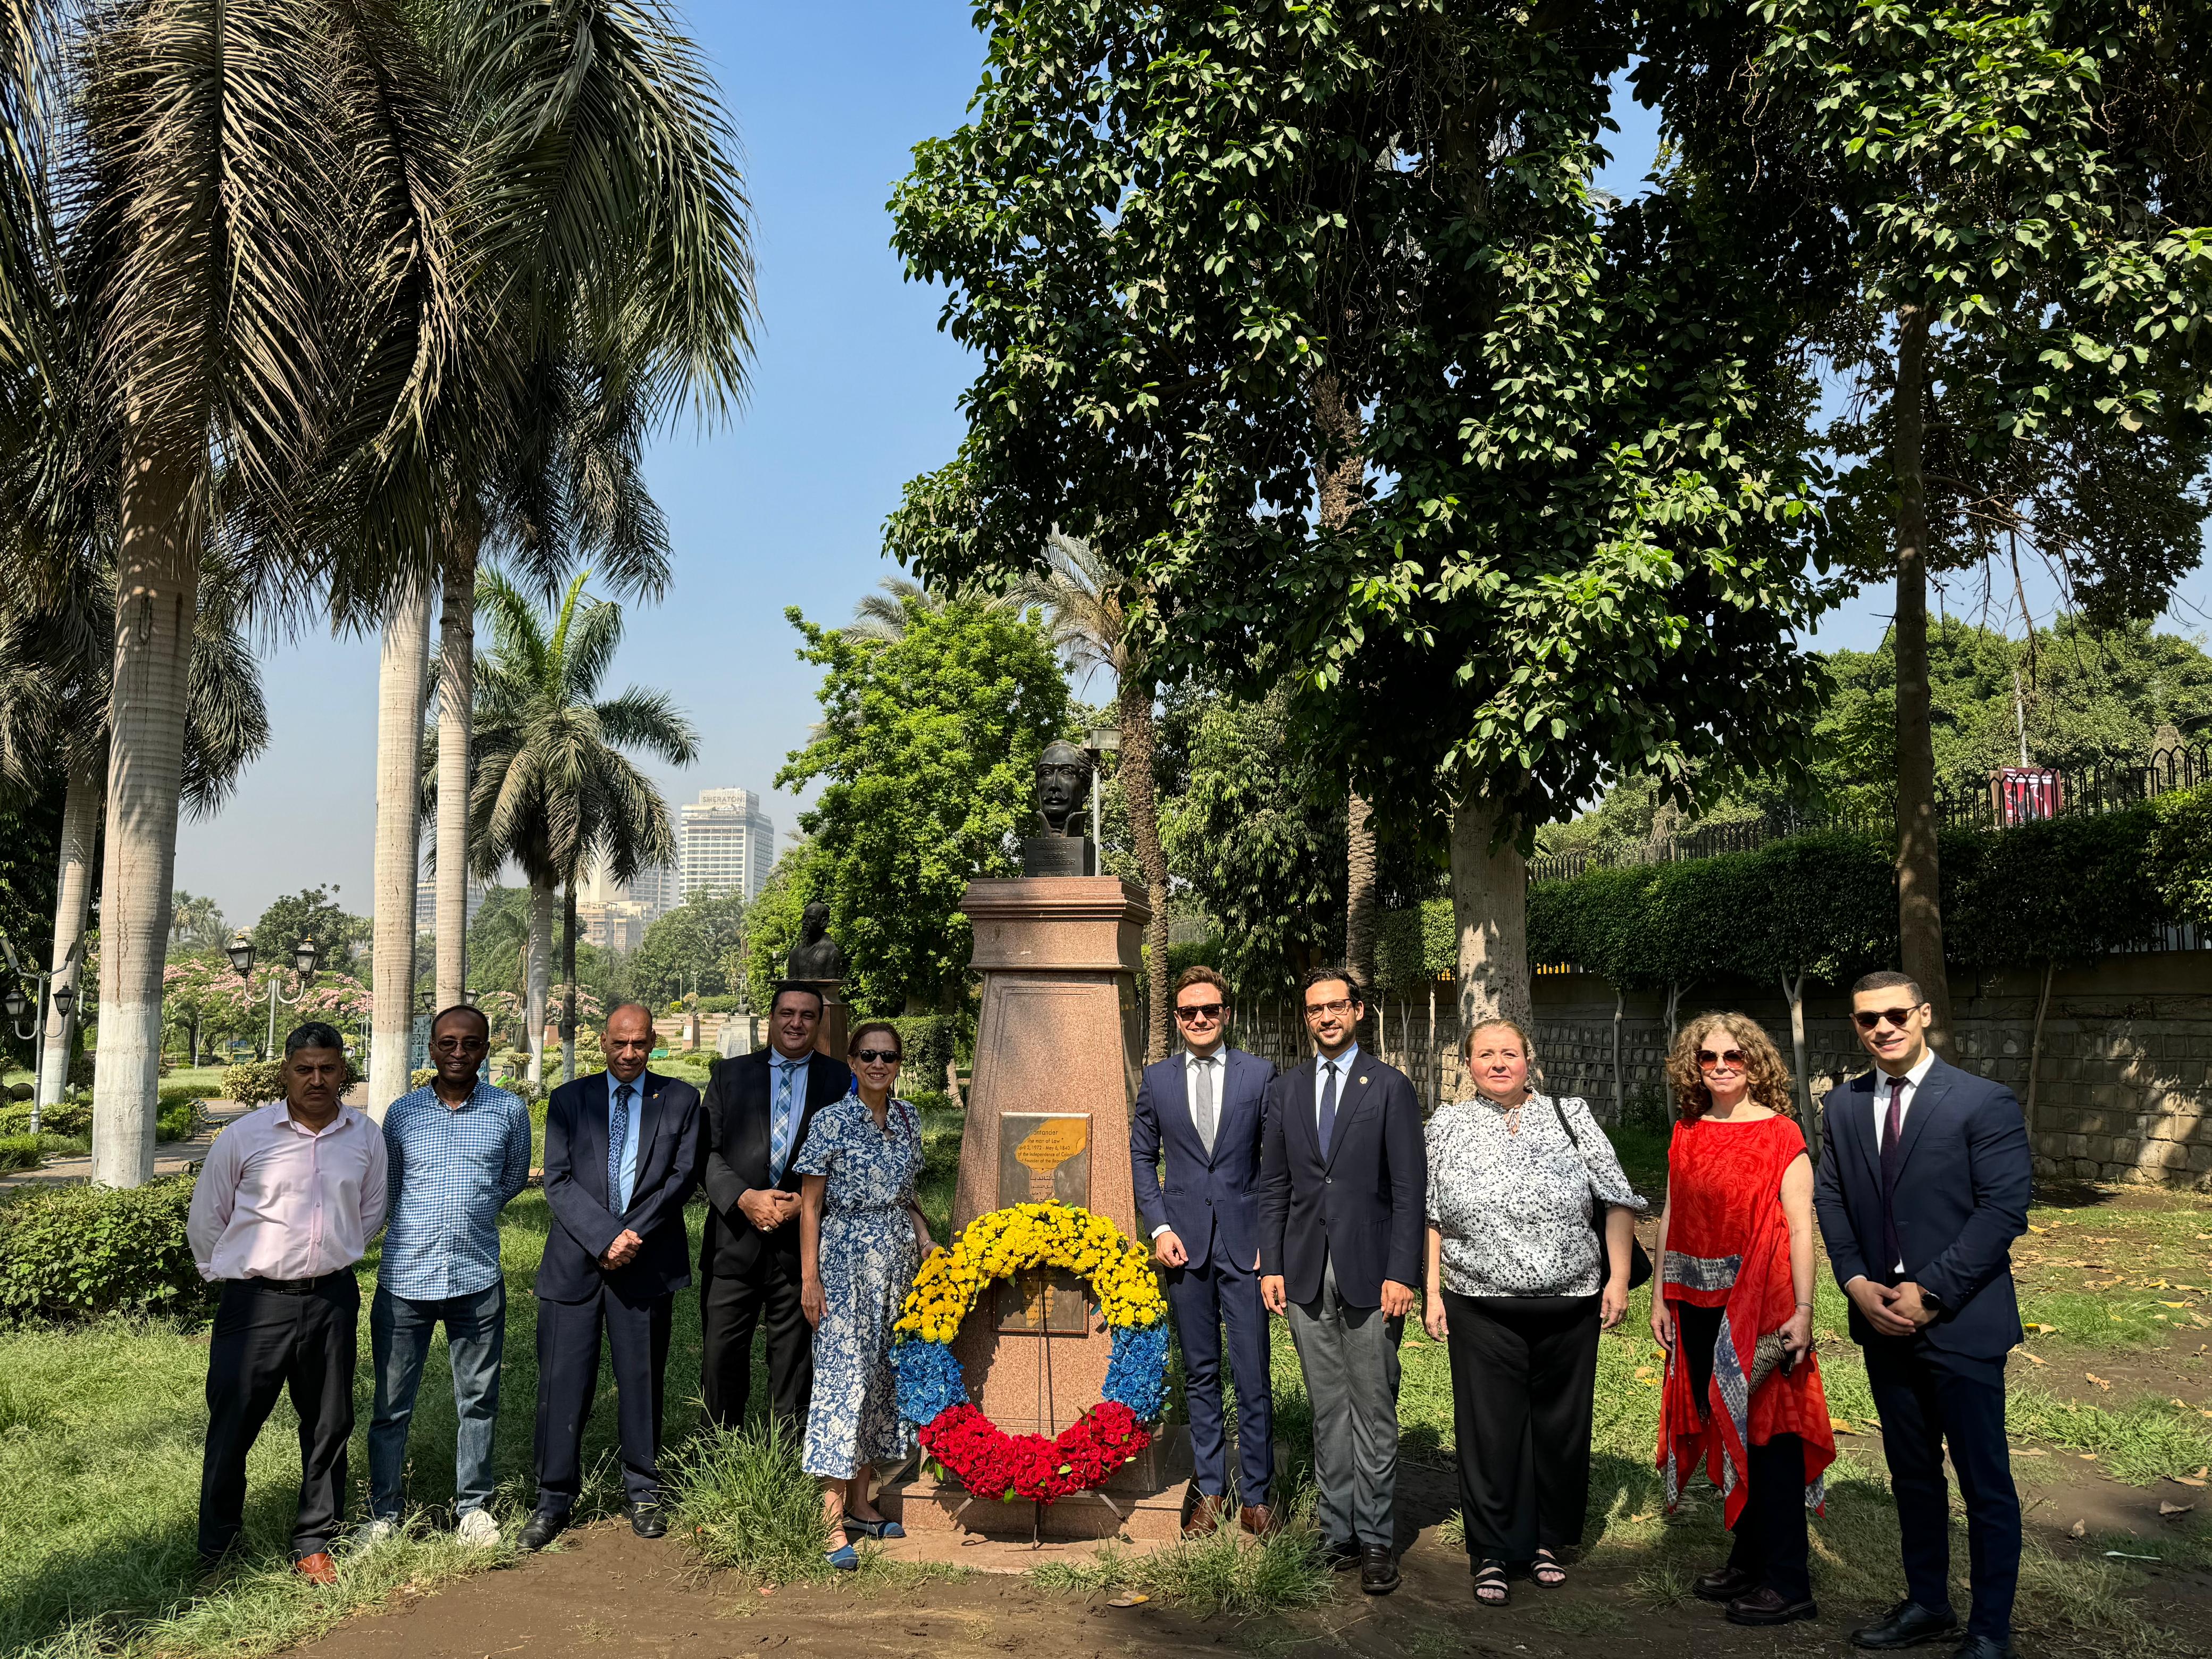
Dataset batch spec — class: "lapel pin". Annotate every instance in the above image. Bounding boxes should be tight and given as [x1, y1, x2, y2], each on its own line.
[1359, 1076, 1368, 1086]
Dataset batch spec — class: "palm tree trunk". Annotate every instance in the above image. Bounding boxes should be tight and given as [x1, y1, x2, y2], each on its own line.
[527, 878, 552, 1085]
[560, 877, 579, 1083]
[370, 582, 434, 1117]
[1449, 795, 1532, 1032]
[1345, 793, 1379, 990]
[1311, 370, 1379, 995]
[40, 744, 100, 1116]
[1117, 674, 1171, 1061]
[91, 435, 199, 1188]
[1891, 305, 1952, 1051]
[435, 529, 478, 1010]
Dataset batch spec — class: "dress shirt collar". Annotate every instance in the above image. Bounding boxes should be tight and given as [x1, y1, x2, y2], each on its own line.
[1314, 1043, 1359, 1087]
[426, 1077, 498, 1113]
[1875, 1047, 1937, 1097]
[770, 1048, 812, 1077]
[1182, 1045, 1225, 1071]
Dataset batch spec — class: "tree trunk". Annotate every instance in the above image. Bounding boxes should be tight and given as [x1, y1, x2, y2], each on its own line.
[434, 526, 479, 1011]
[40, 744, 100, 1117]
[2025, 957, 2055, 1124]
[560, 877, 579, 1083]
[1610, 982, 1624, 1125]
[1891, 305, 1953, 1051]
[1117, 673, 1171, 1061]
[1311, 370, 1380, 1003]
[370, 582, 434, 1118]
[1449, 796, 1531, 1033]
[91, 435, 199, 1188]
[527, 878, 552, 1085]
[1345, 792, 1379, 991]
[1782, 968, 1812, 1124]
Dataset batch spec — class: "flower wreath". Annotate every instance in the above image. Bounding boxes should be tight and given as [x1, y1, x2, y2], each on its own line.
[889, 1201, 1169, 1505]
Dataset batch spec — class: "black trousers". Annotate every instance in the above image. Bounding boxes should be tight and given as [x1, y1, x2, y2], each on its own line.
[1864, 1334, 2019, 1642]
[1677, 1303, 1811, 1603]
[1441, 1291, 1600, 1563]
[699, 1252, 811, 1430]
[198, 1274, 359, 1561]
[533, 1286, 674, 1513]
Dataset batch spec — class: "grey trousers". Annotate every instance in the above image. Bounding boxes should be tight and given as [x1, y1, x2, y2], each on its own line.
[1286, 1255, 1402, 1548]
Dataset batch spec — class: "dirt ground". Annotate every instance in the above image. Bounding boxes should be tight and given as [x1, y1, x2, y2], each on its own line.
[292, 1458, 2212, 1659]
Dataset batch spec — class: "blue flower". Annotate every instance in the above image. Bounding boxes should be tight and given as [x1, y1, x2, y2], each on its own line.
[1102, 1323, 1169, 1421]
[891, 1337, 969, 1426]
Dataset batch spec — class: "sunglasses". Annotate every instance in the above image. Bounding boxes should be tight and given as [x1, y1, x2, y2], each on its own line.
[853, 1048, 901, 1065]
[1853, 1007, 1918, 1031]
[1175, 1002, 1225, 1023]
[1304, 998, 1358, 1018]
[1697, 1049, 1747, 1071]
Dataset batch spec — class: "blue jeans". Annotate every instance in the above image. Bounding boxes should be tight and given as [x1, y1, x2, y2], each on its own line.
[368, 1281, 507, 1519]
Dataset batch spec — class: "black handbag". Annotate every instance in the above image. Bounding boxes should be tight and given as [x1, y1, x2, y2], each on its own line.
[1550, 1098, 1653, 1291]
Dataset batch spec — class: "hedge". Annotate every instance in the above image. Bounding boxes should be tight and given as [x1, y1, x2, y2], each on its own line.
[885, 1015, 963, 1088]
[0, 1173, 210, 1324]
[1523, 796, 2195, 987]
[221, 1059, 287, 1106]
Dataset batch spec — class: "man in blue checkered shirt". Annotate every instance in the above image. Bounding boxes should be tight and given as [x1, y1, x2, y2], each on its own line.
[364, 1003, 532, 1546]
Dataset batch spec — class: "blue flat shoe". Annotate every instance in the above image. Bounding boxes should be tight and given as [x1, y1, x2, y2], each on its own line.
[825, 1544, 859, 1571]
[842, 1516, 904, 1540]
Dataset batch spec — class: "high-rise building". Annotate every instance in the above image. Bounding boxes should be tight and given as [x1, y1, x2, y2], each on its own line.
[414, 872, 486, 930]
[680, 787, 775, 902]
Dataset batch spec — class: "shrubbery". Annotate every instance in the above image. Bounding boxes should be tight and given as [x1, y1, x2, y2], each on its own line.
[885, 1015, 962, 1088]
[0, 1134, 43, 1171]
[0, 1174, 210, 1324]
[0, 1098, 90, 1137]
[221, 1059, 287, 1105]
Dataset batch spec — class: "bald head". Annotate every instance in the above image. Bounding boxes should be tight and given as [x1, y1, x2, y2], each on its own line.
[605, 1003, 654, 1083]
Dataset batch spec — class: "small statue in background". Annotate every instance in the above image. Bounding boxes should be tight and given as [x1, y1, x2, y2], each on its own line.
[785, 900, 846, 982]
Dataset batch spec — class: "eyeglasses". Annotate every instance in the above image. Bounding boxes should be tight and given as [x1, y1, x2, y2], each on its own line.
[432, 1036, 486, 1055]
[1697, 1049, 1747, 1071]
[1853, 1007, 1918, 1032]
[1175, 1002, 1225, 1023]
[1304, 998, 1358, 1018]
[853, 1048, 901, 1065]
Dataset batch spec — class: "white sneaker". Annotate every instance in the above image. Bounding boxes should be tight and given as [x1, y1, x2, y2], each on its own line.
[455, 1507, 501, 1547]
[357, 1518, 399, 1548]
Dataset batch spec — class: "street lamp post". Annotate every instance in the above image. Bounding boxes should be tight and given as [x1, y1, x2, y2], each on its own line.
[228, 935, 323, 1058]
[2, 931, 82, 1136]
[1085, 726, 1121, 850]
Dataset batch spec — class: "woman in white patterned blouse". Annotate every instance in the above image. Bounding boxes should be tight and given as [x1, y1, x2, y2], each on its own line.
[1422, 1018, 1646, 1607]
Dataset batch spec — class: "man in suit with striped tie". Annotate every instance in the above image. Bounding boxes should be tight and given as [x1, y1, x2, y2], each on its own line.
[524, 1003, 702, 1549]
[1130, 965, 1278, 1537]
[698, 982, 855, 1430]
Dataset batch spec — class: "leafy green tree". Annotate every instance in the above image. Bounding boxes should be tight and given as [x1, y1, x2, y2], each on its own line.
[740, 844, 819, 1015]
[1642, 0, 2212, 1044]
[166, 893, 226, 958]
[627, 890, 750, 1008]
[778, 591, 1069, 1014]
[250, 887, 371, 973]
[889, 1, 1832, 1035]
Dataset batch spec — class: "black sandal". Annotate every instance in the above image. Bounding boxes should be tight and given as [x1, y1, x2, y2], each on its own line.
[1473, 1559, 1509, 1606]
[1532, 1548, 1568, 1588]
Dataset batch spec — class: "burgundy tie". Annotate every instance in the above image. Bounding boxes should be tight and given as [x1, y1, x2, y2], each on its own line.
[1879, 1077, 1906, 1278]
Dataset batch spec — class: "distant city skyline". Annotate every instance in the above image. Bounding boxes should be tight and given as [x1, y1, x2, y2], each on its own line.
[680, 786, 776, 904]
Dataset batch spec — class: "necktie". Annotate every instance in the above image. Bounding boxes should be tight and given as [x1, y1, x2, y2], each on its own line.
[609, 1083, 633, 1213]
[1317, 1060, 1340, 1159]
[1880, 1076, 1906, 1276]
[1193, 1058, 1216, 1158]
[769, 1062, 797, 1184]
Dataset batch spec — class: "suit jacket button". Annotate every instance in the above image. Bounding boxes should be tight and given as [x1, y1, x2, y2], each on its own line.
[1325, 1177, 1333, 1185]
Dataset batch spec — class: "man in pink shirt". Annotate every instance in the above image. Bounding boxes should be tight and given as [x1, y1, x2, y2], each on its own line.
[188, 1021, 388, 1583]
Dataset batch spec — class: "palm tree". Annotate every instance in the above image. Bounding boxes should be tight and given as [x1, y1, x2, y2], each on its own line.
[1012, 535, 1173, 1060]
[468, 570, 697, 1082]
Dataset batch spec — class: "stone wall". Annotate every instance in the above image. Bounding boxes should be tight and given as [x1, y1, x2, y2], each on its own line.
[1238, 951, 2212, 1188]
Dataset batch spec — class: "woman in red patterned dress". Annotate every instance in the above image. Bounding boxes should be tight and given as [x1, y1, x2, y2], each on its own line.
[1650, 1012, 1833, 1629]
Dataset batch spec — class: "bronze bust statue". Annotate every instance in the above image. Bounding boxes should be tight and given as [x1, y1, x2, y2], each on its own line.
[785, 900, 845, 982]
[1033, 739, 1091, 837]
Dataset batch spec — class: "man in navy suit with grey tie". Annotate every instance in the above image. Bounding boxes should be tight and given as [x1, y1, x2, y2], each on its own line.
[1131, 966, 1277, 1537]
[523, 1003, 702, 1551]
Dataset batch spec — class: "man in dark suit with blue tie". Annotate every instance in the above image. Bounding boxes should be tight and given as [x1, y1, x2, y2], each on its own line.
[1259, 967, 1426, 1596]
[1814, 970, 2031, 1659]
[698, 983, 854, 1430]
[1130, 966, 1277, 1538]
[523, 1003, 702, 1550]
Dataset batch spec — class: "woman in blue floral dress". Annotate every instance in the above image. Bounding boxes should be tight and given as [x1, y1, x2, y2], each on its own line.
[795, 1021, 934, 1568]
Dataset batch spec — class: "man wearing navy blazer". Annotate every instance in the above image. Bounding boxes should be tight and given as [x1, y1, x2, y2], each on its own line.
[1131, 966, 1277, 1538]
[1259, 967, 1426, 1596]
[1814, 971, 2030, 1659]
[524, 1003, 702, 1551]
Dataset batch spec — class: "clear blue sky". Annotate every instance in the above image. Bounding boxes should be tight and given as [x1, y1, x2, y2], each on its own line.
[174, 11, 2212, 930]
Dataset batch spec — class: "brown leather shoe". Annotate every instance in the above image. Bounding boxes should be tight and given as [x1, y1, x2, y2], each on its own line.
[294, 1551, 338, 1587]
[1184, 1493, 1229, 1537]
[1239, 1503, 1276, 1537]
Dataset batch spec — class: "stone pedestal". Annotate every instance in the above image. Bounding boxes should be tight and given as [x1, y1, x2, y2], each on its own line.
[798, 978, 848, 1064]
[883, 876, 1187, 1541]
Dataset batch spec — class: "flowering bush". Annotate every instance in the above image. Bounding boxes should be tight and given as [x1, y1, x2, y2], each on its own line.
[889, 1201, 1169, 1506]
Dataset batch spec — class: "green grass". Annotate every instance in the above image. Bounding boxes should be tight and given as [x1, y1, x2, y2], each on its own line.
[669, 1416, 839, 1583]
[1028, 1477, 1331, 1616]
[2013, 1201, 2212, 1349]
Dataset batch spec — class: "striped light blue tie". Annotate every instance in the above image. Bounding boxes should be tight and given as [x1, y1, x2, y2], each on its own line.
[768, 1061, 797, 1183]
[608, 1083, 633, 1213]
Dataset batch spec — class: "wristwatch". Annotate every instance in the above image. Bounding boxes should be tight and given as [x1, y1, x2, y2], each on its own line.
[1918, 1287, 1946, 1314]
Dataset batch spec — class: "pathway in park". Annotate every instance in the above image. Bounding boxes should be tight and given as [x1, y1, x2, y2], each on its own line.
[0, 1097, 256, 1191]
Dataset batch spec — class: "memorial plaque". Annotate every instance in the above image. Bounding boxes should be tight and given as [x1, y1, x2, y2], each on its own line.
[996, 1113, 1094, 1334]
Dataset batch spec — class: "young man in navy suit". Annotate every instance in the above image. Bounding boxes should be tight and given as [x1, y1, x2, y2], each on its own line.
[1814, 971, 2031, 1659]
[1130, 966, 1277, 1537]
[524, 1003, 702, 1550]
[1259, 967, 1426, 1596]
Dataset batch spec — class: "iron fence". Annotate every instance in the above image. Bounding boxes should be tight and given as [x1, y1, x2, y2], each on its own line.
[1527, 743, 2210, 884]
